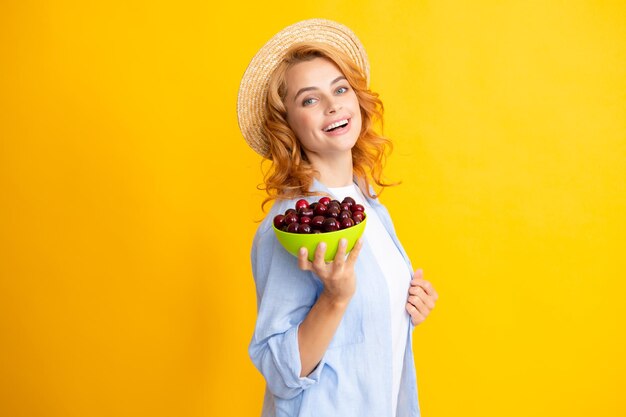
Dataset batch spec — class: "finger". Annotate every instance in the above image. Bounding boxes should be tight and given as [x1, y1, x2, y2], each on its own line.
[422, 295, 437, 310]
[408, 295, 432, 315]
[406, 302, 426, 325]
[298, 247, 312, 271]
[312, 241, 328, 270]
[332, 238, 348, 268]
[411, 269, 424, 284]
[431, 286, 439, 301]
[408, 284, 424, 296]
[408, 286, 424, 300]
[410, 278, 435, 297]
[408, 287, 435, 309]
[345, 238, 363, 267]
[407, 294, 426, 311]
[408, 286, 435, 307]
[410, 269, 424, 286]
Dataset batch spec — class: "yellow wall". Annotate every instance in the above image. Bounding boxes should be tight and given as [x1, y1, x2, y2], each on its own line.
[1, 1, 625, 416]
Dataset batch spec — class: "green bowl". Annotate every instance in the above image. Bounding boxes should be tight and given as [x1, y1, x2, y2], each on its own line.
[273, 217, 367, 262]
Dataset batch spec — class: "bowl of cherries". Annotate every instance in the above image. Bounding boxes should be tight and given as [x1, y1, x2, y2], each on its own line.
[272, 196, 367, 262]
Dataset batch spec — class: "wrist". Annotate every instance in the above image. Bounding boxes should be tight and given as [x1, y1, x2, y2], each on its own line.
[319, 290, 352, 310]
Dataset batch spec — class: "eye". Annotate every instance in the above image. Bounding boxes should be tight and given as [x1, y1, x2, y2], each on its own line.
[336, 86, 349, 94]
[302, 97, 318, 106]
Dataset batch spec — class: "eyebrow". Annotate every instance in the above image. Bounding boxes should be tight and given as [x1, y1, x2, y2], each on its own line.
[293, 76, 347, 103]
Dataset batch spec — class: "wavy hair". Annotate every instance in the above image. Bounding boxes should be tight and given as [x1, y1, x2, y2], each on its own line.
[260, 42, 397, 210]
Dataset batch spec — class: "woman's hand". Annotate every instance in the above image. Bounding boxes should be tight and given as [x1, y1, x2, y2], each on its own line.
[295, 238, 363, 376]
[298, 238, 363, 306]
[406, 269, 438, 326]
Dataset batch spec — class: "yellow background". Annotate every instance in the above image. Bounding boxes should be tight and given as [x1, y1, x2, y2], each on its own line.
[1, 1, 625, 416]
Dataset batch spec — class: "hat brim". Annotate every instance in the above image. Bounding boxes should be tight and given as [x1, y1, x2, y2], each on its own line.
[237, 19, 370, 157]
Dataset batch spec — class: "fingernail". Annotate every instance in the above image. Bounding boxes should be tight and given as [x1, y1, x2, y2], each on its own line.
[339, 238, 347, 247]
[319, 242, 326, 250]
[299, 248, 306, 255]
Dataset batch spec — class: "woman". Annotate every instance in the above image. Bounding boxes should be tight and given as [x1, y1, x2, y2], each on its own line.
[237, 19, 438, 417]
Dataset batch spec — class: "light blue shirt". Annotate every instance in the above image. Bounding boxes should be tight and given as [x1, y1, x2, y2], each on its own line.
[250, 179, 420, 417]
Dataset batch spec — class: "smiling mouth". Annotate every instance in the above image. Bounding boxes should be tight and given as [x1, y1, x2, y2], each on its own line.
[323, 119, 350, 132]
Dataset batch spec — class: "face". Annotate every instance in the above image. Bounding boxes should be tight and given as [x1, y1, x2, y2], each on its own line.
[283, 57, 362, 163]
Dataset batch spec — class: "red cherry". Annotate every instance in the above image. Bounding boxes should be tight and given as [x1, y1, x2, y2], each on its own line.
[328, 201, 341, 211]
[340, 218, 355, 229]
[298, 207, 314, 217]
[299, 216, 311, 225]
[311, 215, 325, 229]
[323, 218, 340, 232]
[326, 207, 340, 218]
[284, 213, 299, 225]
[298, 223, 312, 234]
[273, 214, 285, 229]
[351, 204, 365, 213]
[318, 196, 331, 206]
[286, 222, 299, 233]
[338, 210, 351, 221]
[285, 208, 297, 216]
[295, 199, 309, 211]
[352, 211, 364, 222]
[342, 196, 356, 207]
[340, 203, 351, 212]
[314, 204, 328, 216]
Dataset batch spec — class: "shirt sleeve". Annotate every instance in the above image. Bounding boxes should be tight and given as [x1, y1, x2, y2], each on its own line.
[248, 219, 326, 400]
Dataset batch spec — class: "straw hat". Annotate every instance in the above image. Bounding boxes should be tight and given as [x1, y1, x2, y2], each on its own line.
[237, 19, 370, 157]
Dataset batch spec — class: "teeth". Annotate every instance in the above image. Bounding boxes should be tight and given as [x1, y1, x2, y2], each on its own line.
[324, 119, 349, 132]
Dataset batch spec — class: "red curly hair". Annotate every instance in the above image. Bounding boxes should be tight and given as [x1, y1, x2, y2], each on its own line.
[260, 42, 397, 210]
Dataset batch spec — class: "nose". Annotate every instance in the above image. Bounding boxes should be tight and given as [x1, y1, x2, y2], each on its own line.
[324, 96, 342, 115]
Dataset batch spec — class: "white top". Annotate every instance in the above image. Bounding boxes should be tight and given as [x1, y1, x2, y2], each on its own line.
[327, 184, 411, 416]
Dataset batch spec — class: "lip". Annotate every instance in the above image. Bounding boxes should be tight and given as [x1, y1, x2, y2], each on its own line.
[322, 117, 351, 136]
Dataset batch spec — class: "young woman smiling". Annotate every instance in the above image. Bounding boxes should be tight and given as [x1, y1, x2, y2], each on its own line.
[237, 19, 438, 417]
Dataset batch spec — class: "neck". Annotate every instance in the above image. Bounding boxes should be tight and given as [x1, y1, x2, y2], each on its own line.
[308, 152, 354, 187]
